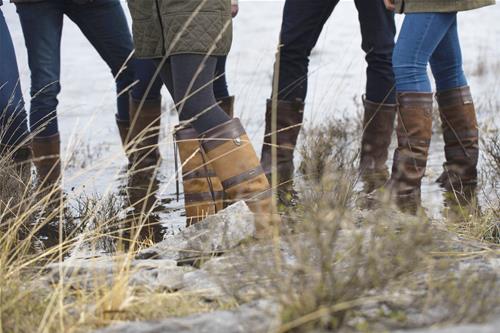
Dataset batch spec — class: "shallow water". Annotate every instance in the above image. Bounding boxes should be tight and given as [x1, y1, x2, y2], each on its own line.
[3, 2, 500, 244]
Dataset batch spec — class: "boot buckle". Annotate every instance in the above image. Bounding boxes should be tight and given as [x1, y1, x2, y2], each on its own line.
[233, 137, 242, 146]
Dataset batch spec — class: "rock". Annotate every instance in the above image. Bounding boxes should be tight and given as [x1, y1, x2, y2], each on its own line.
[136, 201, 255, 262]
[392, 319, 500, 333]
[94, 300, 281, 333]
[44, 257, 192, 291]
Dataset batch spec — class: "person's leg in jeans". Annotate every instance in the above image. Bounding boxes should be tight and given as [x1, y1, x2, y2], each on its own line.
[65, 0, 134, 122]
[0, 8, 29, 157]
[389, 13, 457, 207]
[262, 0, 338, 201]
[355, 0, 397, 192]
[16, 1, 64, 187]
[429, 17, 478, 189]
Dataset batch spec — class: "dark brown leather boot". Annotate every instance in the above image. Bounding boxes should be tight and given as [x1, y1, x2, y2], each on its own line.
[200, 118, 281, 239]
[32, 133, 61, 188]
[129, 97, 162, 169]
[116, 116, 130, 147]
[217, 95, 235, 118]
[175, 125, 224, 226]
[388, 93, 433, 207]
[260, 99, 304, 203]
[435, 86, 479, 190]
[359, 98, 397, 193]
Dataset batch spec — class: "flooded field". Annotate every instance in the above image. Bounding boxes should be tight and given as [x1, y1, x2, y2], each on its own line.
[3, 1, 500, 240]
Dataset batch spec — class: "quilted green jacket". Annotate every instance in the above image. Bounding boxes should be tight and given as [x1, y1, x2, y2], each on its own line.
[395, 0, 496, 13]
[128, 0, 232, 59]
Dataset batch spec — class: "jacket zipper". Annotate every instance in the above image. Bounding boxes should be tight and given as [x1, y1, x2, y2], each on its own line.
[154, 0, 166, 54]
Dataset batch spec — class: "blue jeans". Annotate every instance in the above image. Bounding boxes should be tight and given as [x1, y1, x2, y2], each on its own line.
[0, 8, 29, 147]
[16, 0, 160, 136]
[276, 0, 396, 104]
[393, 13, 468, 93]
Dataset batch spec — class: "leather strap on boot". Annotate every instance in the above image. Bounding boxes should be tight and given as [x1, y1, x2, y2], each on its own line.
[129, 96, 162, 169]
[390, 93, 433, 199]
[435, 86, 479, 188]
[175, 125, 224, 226]
[200, 118, 280, 238]
[217, 95, 235, 118]
[359, 98, 397, 192]
[260, 99, 304, 189]
[32, 133, 61, 188]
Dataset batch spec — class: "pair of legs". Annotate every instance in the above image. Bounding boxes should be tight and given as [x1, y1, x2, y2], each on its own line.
[262, 0, 397, 200]
[393, 13, 467, 93]
[0, 8, 29, 149]
[389, 12, 477, 205]
[276, 0, 396, 104]
[15, 0, 137, 137]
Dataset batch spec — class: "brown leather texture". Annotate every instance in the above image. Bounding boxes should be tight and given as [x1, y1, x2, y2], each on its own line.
[217, 95, 235, 118]
[175, 126, 223, 226]
[32, 133, 61, 186]
[129, 96, 162, 168]
[390, 92, 434, 196]
[260, 99, 304, 189]
[435, 86, 479, 188]
[359, 98, 397, 192]
[116, 116, 131, 147]
[200, 118, 281, 238]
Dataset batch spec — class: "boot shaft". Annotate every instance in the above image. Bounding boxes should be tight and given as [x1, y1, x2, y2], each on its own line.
[175, 126, 223, 226]
[390, 92, 434, 196]
[200, 118, 280, 238]
[435, 86, 479, 187]
[32, 133, 61, 186]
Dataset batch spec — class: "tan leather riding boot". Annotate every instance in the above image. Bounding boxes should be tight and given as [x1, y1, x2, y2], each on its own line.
[129, 97, 162, 169]
[435, 86, 479, 190]
[175, 126, 224, 226]
[200, 118, 281, 238]
[32, 134, 61, 188]
[359, 98, 397, 193]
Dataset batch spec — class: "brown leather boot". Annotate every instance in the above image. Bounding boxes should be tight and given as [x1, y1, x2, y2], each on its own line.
[435, 86, 479, 190]
[359, 98, 397, 193]
[129, 97, 162, 169]
[175, 125, 224, 226]
[217, 95, 235, 118]
[260, 99, 304, 203]
[200, 118, 281, 238]
[116, 116, 130, 147]
[32, 133, 61, 188]
[388, 93, 433, 207]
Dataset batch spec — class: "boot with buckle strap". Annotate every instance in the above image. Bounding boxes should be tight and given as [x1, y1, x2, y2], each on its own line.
[387, 92, 434, 211]
[435, 86, 479, 190]
[128, 96, 162, 170]
[200, 118, 281, 239]
[359, 98, 397, 193]
[174, 125, 224, 226]
[260, 99, 304, 207]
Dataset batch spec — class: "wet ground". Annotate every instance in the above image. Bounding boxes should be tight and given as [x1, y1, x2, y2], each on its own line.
[3, 2, 500, 244]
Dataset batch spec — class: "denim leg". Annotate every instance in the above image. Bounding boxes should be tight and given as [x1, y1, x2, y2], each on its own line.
[65, 0, 135, 121]
[0, 9, 29, 146]
[16, 1, 64, 138]
[429, 16, 468, 92]
[129, 58, 164, 118]
[213, 56, 229, 99]
[354, 0, 396, 104]
[393, 13, 457, 93]
[275, 0, 338, 101]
